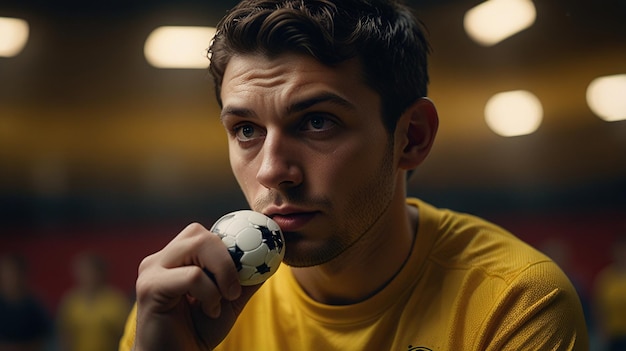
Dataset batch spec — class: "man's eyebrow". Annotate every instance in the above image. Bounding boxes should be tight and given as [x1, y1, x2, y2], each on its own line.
[220, 92, 355, 121]
[220, 106, 256, 121]
[287, 92, 356, 114]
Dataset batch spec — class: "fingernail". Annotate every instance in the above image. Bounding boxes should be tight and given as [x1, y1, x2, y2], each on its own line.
[228, 283, 241, 300]
[210, 303, 221, 318]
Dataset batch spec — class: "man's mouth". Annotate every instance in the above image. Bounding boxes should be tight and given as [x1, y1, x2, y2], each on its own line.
[268, 212, 317, 232]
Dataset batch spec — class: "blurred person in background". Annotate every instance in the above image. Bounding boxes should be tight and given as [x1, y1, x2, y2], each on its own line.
[57, 253, 130, 351]
[593, 234, 626, 351]
[0, 253, 52, 351]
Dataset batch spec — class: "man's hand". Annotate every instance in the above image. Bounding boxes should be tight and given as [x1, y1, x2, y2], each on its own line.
[133, 222, 262, 351]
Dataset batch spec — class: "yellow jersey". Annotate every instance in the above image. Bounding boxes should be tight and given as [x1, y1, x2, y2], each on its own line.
[120, 198, 588, 350]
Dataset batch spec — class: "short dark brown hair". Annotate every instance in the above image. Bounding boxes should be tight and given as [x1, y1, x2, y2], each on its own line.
[208, 0, 431, 132]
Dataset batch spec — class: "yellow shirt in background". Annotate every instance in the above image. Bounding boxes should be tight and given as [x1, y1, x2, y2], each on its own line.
[59, 287, 130, 351]
[594, 265, 626, 337]
[120, 198, 588, 350]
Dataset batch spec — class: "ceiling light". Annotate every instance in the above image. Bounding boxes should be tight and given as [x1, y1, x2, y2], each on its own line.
[586, 74, 626, 122]
[0, 17, 29, 57]
[144, 26, 216, 69]
[464, 0, 536, 46]
[485, 90, 543, 137]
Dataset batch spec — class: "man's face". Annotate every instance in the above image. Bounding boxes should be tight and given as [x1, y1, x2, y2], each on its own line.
[220, 53, 399, 267]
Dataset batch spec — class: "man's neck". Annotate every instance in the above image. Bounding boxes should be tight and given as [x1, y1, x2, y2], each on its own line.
[290, 198, 418, 305]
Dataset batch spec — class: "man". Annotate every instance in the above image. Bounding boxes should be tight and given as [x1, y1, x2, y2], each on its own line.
[0, 254, 51, 351]
[57, 253, 130, 351]
[593, 234, 626, 350]
[120, 0, 588, 350]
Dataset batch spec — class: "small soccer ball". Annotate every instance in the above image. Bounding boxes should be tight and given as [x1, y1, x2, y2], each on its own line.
[210, 210, 285, 286]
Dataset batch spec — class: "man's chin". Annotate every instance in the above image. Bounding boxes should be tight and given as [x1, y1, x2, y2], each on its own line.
[281, 241, 343, 268]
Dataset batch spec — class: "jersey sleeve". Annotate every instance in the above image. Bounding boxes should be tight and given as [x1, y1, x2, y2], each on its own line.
[476, 261, 588, 351]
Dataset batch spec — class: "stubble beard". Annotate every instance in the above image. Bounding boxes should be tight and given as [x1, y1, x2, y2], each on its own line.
[278, 139, 397, 268]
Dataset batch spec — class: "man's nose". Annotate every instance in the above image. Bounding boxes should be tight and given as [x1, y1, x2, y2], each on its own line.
[255, 132, 303, 190]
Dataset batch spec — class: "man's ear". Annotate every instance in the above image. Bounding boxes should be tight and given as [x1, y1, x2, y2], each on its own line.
[396, 97, 439, 170]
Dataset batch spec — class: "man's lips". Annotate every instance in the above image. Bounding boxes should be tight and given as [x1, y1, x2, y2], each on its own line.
[269, 212, 317, 232]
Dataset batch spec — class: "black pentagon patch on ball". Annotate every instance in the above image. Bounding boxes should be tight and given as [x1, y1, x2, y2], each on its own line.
[256, 263, 271, 274]
[257, 225, 284, 252]
[228, 246, 244, 271]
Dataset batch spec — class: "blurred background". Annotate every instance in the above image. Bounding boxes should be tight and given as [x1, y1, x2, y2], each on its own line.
[1, 0, 625, 350]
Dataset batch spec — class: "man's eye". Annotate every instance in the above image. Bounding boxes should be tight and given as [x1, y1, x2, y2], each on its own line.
[302, 115, 336, 131]
[234, 124, 263, 141]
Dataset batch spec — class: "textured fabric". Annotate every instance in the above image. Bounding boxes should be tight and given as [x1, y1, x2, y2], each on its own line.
[120, 198, 588, 350]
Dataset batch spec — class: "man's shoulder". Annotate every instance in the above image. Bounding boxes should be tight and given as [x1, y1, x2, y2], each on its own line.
[412, 198, 553, 284]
